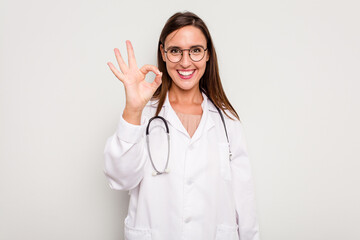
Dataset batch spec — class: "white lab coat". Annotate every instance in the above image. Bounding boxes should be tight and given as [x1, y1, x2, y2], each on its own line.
[104, 92, 260, 240]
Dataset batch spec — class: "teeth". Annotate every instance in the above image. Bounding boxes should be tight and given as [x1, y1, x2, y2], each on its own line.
[178, 70, 194, 76]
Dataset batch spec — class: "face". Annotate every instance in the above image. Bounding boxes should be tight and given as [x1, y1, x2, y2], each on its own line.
[160, 25, 209, 92]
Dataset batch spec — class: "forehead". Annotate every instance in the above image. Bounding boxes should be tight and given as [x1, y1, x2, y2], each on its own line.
[164, 25, 207, 48]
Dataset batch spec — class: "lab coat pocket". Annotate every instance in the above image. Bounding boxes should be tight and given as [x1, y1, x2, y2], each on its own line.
[124, 217, 152, 240]
[218, 143, 232, 181]
[215, 224, 239, 240]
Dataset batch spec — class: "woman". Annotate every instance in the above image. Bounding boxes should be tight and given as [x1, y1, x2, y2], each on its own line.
[104, 11, 260, 240]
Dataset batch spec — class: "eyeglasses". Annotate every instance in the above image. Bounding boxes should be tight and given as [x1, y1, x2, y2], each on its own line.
[164, 46, 208, 63]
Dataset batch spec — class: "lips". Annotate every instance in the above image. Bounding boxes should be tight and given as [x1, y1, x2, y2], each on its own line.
[177, 70, 195, 79]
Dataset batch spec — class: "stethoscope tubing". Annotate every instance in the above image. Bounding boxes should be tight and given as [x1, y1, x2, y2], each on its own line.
[146, 116, 170, 176]
[146, 101, 232, 176]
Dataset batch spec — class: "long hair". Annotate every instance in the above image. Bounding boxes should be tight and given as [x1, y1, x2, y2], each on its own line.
[153, 11, 240, 121]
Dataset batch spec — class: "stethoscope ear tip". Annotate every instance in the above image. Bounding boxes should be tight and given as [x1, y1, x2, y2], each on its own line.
[165, 168, 170, 173]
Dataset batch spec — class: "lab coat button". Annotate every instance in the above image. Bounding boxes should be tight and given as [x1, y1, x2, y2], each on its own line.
[184, 217, 191, 223]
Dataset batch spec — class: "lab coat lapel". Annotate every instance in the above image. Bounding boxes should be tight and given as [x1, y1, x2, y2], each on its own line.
[162, 92, 216, 140]
[189, 93, 215, 144]
[163, 93, 190, 137]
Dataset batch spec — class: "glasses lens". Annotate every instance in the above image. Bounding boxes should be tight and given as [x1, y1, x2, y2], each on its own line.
[166, 46, 206, 62]
[190, 47, 205, 61]
[167, 47, 182, 62]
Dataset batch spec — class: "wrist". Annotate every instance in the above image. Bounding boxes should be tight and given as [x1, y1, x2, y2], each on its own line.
[122, 108, 143, 125]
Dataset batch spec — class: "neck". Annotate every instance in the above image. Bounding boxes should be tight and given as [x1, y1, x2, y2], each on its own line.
[168, 86, 203, 105]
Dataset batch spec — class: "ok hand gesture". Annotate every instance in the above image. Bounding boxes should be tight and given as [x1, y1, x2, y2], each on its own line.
[107, 41, 162, 123]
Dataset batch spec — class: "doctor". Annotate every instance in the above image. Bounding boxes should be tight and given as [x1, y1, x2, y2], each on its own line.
[104, 11, 260, 240]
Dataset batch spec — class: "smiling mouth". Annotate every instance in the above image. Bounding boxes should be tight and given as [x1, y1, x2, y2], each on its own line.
[177, 70, 195, 77]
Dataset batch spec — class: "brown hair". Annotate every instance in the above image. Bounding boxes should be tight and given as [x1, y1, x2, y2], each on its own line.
[152, 11, 240, 121]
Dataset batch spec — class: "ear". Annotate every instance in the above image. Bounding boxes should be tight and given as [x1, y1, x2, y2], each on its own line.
[160, 44, 166, 62]
[206, 50, 210, 62]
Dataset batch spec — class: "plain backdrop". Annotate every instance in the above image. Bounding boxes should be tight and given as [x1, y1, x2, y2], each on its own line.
[1, 0, 359, 239]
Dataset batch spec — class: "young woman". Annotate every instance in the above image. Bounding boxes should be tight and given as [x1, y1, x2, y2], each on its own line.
[104, 11, 260, 240]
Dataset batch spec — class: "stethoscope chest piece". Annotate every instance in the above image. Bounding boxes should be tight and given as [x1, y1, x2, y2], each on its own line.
[152, 168, 170, 176]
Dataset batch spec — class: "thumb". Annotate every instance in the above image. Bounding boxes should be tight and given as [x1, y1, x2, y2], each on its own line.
[151, 71, 163, 89]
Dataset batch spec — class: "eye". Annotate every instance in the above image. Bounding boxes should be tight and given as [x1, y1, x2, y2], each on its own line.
[191, 47, 202, 54]
[169, 48, 181, 54]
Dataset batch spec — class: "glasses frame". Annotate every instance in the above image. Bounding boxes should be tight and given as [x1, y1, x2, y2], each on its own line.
[163, 46, 208, 63]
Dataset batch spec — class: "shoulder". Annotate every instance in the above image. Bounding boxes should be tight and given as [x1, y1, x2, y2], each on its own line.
[207, 99, 245, 139]
[207, 99, 241, 124]
[142, 99, 162, 119]
[146, 98, 159, 109]
[223, 111, 244, 138]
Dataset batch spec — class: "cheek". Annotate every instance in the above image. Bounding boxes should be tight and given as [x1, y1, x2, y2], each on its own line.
[166, 62, 176, 71]
[165, 63, 177, 78]
[196, 61, 207, 71]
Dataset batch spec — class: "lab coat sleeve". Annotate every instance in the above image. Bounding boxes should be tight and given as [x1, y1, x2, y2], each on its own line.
[103, 113, 148, 191]
[229, 120, 260, 240]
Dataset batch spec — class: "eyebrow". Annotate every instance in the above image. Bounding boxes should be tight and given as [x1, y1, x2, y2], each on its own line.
[166, 44, 205, 49]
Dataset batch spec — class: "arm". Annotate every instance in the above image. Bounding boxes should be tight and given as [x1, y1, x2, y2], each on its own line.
[103, 114, 148, 191]
[104, 40, 162, 190]
[229, 120, 260, 240]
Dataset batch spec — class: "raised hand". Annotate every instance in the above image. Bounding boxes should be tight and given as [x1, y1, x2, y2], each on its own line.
[107, 40, 163, 124]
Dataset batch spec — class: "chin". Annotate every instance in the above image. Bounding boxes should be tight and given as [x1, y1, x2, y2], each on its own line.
[170, 75, 201, 92]
[172, 79, 199, 91]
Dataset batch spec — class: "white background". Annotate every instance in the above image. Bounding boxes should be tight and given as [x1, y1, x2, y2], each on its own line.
[1, 0, 359, 239]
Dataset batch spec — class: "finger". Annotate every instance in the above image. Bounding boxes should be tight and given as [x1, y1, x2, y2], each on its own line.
[140, 64, 161, 76]
[151, 71, 163, 89]
[114, 48, 128, 73]
[126, 40, 138, 69]
[107, 62, 125, 82]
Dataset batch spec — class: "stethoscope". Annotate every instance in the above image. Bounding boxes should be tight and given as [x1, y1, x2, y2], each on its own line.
[146, 103, 232, 176]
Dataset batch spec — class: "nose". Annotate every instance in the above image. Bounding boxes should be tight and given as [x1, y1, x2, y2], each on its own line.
[179, 50, 191, 68]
